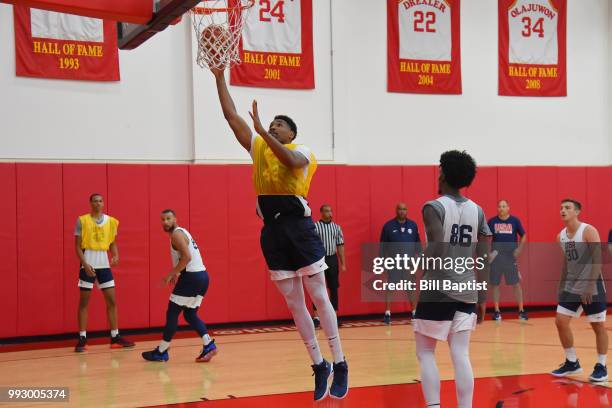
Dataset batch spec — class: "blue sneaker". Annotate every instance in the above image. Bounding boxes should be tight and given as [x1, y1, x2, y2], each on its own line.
[589, 363, 608, 382]
[311, 359, 332, 401]
[330, 360, 349, 399]
[384, 313, 391, 325]
[493, 311, 502, 321]
[196, 340, 218, 363]
[551, 359, 582, 377]
[142, 347, 169, 362]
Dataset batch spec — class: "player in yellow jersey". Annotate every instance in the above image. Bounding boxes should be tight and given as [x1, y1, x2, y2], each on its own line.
[211, 67, 348, 401]
[74, 193, 134, 352]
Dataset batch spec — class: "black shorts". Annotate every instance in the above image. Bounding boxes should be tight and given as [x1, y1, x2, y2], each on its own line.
[490, 255, 520, 286]
[261, 215, 326, 280]
[78, 267, 115, 291]
[324, 255, 339, 289]
[414, 300, 476, 321]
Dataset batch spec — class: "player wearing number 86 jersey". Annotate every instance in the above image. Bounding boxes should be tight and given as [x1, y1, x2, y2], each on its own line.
[413, 151, 491, 408]
[508, 0, 559, 64]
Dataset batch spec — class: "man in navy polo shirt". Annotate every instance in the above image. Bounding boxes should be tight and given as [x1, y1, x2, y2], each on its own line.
[488, 199, 528, 321]
[380, 202, 422, 324]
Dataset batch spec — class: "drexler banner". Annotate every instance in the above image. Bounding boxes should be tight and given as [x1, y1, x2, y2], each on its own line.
[499, 0, 566, 96]
[388, 0, 462, 94]
[14, 6, 120, 81]
[230, 0, 314, 89]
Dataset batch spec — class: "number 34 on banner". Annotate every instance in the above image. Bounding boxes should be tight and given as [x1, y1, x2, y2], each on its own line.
[230, 0, 314, 89]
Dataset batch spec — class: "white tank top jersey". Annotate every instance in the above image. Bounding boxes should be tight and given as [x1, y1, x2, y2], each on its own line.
[399, 0, 452, 61]
[508, 0, 559, 65]
[559, 223, 599, 295]
[424, 195, 489, 302]
[170, 227, 206, 273]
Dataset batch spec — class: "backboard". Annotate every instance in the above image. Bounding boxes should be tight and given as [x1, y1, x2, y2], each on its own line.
[0, 0, 153, 24]
[117, 0, 201, 50]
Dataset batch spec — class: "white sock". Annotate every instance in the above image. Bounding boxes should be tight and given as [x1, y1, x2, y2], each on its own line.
[565, 347, 577, 362]
[203, 334, 212, 346]
[385, 310, 391, 315]
[328, 335, 345, 364]
[448, 330, 474, 408]
[79, 331, 86, 338]
[158, 340, 170, 352]
[305, 338, 324, 365]
[110, 329, 119, 338]
[598, 354, 607, 366]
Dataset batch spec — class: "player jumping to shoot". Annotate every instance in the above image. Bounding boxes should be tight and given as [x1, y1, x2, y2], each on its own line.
[210, 67, 348, 401]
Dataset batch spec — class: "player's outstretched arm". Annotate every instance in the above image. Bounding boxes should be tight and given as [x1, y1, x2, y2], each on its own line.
[211, 68, 252, 151]
[249, 100, 308, 169]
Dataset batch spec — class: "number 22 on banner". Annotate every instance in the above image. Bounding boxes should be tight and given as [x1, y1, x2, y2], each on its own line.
[414, 11, 435, 33]
[259, 0, 285, 23]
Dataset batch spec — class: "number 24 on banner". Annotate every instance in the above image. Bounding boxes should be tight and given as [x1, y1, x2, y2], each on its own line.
[230, 0, 314, 89]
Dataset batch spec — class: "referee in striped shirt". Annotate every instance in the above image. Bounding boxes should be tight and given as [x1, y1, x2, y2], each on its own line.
[312, 204, 346, 327]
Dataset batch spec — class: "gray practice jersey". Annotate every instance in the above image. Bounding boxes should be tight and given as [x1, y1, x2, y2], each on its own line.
[423, 195, 491, 302]
[559, 223, 601, 295]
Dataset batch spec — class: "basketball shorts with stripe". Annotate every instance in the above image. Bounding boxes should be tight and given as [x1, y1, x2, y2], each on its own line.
[170, 270, 210, 309]
[78, 267, 115, 291]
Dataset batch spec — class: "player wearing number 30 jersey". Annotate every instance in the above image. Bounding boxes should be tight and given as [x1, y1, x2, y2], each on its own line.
[551, 199, 608, 383]
[413, 151, 491, 408]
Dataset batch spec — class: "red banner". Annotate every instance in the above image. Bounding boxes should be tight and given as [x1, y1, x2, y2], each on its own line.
[388, 0, 461, 94]
[499, 0, 566, 97]
[14, 6, 120, 81]
[230, 0, 314, 89]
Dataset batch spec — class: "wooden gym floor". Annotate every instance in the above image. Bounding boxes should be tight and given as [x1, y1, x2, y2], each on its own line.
[1, 315, 611, 407]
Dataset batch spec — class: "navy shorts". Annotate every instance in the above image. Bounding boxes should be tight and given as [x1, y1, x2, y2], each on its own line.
[557, 283, 607, 322]
[170, 271, 209, 309]
[78, 267, 115, 291]
[261, 215, 327, 281]
[490, 255, 520, 286]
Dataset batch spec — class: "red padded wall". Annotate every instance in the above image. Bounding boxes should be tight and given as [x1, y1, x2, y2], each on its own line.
[16, 164, 64, 336]
[3, 163, 611, 339]
[585, 167, 611, 236]
[0, 164, 18, 338]
[189, 165, 231, 324]
[227, 166, 267, 322]
[466, 167, 498, 220]
[336, 166, 372, 315]
[62, 164, 108, 333]
[149, 165, 190, 327]
[107, 165, 150, 329]
[402, 166, 436, 241]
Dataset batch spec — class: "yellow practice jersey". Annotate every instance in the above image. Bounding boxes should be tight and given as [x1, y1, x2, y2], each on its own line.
[79, 214, 119, 251]
[251, 135, 317, 197]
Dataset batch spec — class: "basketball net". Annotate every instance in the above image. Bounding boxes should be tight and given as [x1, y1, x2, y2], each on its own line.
[190, 0, 254, 70]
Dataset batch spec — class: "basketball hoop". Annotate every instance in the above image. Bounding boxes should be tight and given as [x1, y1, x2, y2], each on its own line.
[190, 0, 254, 70]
